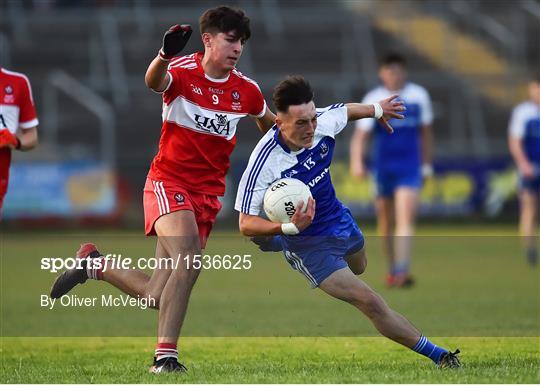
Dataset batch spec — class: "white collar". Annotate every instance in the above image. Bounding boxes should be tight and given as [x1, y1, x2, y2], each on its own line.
[204, 72, 230, 83]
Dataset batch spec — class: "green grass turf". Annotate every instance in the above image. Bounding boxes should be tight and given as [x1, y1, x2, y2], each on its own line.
[1, 225, 539, 382]
[1, 337, 539, 383]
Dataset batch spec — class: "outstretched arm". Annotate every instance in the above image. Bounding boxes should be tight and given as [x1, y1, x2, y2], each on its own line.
[346, 95, 405, 134]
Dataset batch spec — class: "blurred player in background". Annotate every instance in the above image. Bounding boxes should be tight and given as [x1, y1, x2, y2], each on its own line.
[0, 67, 39, 214]
[238, 75, 460, 368]
[50, 6, 275, 373]
[508, 75, 540, 266]
[350, 53, 434, 287]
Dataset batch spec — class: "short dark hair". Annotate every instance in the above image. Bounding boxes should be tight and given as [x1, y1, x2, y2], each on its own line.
[531, 73, 540, 84]
[273, 75, 314, 113]
[379, 52, 407, 68]
[199, 6, 251, 42]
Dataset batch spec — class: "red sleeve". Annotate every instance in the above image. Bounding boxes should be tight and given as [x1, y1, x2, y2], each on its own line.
[18, 76, 38, 129]
[248, 81, 266, 118]
[162, 66, 183, 104]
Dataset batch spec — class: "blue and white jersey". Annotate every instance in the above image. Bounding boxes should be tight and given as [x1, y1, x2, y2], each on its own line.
[235, 104, 348, 236]
[356, 82, 433, 174]
[509, 101, 540, 165]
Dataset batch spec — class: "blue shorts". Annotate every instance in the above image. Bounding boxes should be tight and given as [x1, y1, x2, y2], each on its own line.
[375, 170, 421, 197]
[519, 173, 540, 193]
[280, 208, 365, 287]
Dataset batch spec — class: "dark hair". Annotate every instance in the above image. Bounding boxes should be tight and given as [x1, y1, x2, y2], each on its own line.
[531, 73, 540, 83]
[379, 52, 407, 68]
[273, 75, 314, 113]
[199, 6, 251, 42]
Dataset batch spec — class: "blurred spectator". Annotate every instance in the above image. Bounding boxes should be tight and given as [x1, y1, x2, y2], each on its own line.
[508, 75, 540, 266]
[349, 53, 434, 287]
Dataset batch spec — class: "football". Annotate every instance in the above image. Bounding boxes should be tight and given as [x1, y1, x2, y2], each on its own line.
[263, 178, 312, 223]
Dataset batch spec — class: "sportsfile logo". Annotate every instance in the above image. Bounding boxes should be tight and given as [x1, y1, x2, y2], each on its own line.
[194, 113, 231, 136]
[40, 253, 253, 273]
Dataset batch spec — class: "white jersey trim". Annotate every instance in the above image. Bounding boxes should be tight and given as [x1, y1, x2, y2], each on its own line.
[232, 69, 260, 89]
[204, 72, 230, 83]
[155, 54, 196, 94]
[20, 118, 39, 129]
[169, 55, 195, 68]
[168, 93, 251, 115]
[508, 101, 540, 139]
[285, 251, 318, 287]
[163, 94, 247, 140]
[153, 73, 173, 95]
[254, 100, 267, 118]
[238, 136, 279, 214]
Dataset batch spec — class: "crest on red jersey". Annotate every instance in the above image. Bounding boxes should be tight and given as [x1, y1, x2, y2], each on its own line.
[174, 193, 185, 204]
[3, 85, 14, 103]
[231, 90, 242, 111]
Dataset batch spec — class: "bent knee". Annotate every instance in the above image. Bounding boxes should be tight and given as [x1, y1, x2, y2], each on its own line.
[349, 289, 387, 317]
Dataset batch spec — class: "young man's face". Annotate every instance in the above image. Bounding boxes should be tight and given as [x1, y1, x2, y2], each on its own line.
[379, 63, 407, 91]
[203, 31, 244, 72]
[277, 101, 317, 151]
[529, 81, 540, 105]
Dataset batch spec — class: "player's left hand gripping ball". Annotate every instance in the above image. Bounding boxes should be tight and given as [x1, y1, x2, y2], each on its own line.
[0, 129, 20, 149]
[159, 24, 193, 61]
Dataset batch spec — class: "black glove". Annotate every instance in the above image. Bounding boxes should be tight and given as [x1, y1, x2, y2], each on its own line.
[159, 24, 192, 61]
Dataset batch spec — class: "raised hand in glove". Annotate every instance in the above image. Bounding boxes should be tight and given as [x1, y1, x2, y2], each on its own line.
[159, 24, 193, 61]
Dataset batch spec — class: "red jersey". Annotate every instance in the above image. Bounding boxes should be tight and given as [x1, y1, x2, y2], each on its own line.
[0, 67, 39, 185]
[147, 52, 266, 196]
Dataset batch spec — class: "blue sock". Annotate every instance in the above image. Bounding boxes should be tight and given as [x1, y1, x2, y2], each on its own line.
[412, 335, 448, 364]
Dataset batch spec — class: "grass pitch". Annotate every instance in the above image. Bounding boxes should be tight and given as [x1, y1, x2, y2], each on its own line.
[1, 224, 539, 383]
[1, 337, 539, 383]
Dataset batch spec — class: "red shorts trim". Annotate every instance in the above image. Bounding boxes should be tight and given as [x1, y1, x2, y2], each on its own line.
[143, 178, 222, 248]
